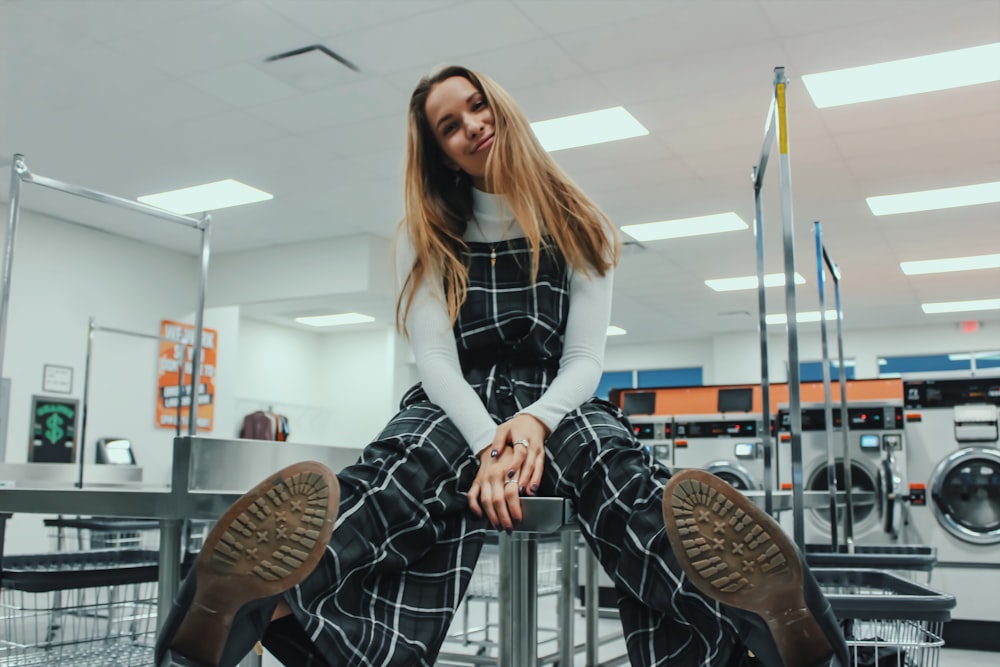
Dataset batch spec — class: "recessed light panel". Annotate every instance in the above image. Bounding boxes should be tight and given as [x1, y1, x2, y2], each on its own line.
[802, 42, 1000, 108]
[705, 272, 806, 292]
[622, 213, 748, 242]
[921, 299, 1000, 314]
[901, 253, 1000, 275]
[295, 313, 375, 327]
[607, 325, 627, 336]
[868, 181, 1000, 216]
[138, 179, 273, 215]
[531, 106, 648, 152]
[765, 310, 840, 325]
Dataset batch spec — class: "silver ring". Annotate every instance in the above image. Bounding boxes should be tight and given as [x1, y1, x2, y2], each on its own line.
[513, 439, 529, 449]
[504, 479, 518, 486]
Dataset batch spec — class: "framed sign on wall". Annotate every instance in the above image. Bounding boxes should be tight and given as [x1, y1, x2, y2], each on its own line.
[29, 395, 79, 463]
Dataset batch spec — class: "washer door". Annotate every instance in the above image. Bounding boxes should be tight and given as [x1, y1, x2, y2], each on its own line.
[705, 460, 760, 491]
[807, 459, 879, 528]
[930, 447, 1000, 545]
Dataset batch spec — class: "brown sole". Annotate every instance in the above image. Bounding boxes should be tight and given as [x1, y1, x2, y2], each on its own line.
[663, 469, 833, 667]
[169, 461, 339, 666]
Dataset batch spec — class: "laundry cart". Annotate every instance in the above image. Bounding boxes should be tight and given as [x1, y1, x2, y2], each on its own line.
[816, 568, 955, 667]
[0, 548, 159, 666]
[805, 544, 938, 584]
[447, 533, 567, 662]
[43, 516, 210, 554]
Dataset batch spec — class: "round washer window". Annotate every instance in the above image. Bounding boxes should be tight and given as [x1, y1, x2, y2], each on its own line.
[935, 456, 1000, 538]
[808, 461, 877, 525]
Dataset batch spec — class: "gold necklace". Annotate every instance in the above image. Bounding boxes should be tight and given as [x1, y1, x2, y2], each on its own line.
[471, 216, 518, 266]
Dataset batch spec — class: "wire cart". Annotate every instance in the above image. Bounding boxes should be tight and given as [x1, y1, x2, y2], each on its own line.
[806, 544, 938, 584]
[43, 516, 210, 554]
[816, 568, 955, 667]
[0, 549, 159, 667]
[445, 534, 566, 662]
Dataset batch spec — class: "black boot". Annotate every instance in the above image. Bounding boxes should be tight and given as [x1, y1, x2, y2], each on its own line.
[155, 461, 340, 666]
[663, 469, 848, 667]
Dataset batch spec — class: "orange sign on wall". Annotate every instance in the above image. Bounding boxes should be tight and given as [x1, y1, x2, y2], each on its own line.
[156, 319, 217, 431]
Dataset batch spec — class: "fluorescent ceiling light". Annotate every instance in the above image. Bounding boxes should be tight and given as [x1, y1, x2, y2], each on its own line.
[295, 312, 375, 327]
[622, 213, 748, 242]
[901, 253, 1000, 275]
[138, 179, 273, 215]
[867, 181, 1000, 216]
[705, 272, 806, 292]
[802, 42, 1000, 108]
[921, 298, 1000, 314]
[766, 310, 839, 325]
[531, 106, 648, 152]
[607, 325, 627, 336]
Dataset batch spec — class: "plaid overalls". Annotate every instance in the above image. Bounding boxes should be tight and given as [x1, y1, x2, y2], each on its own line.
[273, 238, 745, 666]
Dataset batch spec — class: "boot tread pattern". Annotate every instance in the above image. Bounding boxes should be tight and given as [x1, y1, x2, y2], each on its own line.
[671, 478, 790, 594]
[211, 471, 332, 582]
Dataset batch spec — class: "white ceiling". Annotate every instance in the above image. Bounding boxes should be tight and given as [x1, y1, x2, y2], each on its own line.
[1, 0, 998, 346]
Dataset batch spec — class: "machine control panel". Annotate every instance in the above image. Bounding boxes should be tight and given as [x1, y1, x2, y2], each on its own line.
[675, 420, 758, 438]
[777, 406, 904, 431]
[904, 378, 1000, 409]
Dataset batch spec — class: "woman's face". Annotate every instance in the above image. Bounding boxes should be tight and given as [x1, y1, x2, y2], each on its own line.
[424, 75, 494, 191]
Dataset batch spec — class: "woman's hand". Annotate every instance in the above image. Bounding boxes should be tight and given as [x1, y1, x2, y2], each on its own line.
[467, 413, 549, 531]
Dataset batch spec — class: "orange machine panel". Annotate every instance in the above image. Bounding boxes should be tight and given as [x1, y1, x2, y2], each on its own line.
[617, 378, 903, 416]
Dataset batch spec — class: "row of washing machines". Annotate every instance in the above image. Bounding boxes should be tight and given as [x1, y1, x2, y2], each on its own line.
[627, 376, 1000, 626]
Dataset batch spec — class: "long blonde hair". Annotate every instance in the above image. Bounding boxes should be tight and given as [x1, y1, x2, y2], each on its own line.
[396, 65, 621, 336]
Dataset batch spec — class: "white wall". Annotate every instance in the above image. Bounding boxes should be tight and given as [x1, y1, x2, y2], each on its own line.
[0, 210, 198, 467]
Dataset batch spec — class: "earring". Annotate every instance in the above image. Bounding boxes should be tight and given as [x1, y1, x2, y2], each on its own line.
[454, 171, 462, 188]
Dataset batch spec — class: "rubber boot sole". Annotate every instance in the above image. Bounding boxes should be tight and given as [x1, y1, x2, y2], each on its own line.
[663, 469, 834, 667]
[167, 461, 339, 666]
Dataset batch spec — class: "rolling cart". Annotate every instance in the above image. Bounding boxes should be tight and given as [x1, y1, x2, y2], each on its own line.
[0, 549, 159, 666]
[817, 568, 955, 667]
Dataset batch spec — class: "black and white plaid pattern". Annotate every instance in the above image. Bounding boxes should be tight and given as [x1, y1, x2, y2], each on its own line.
[277, 238, 743, 666]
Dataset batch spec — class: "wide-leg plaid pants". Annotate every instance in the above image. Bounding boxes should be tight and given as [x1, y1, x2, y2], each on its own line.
[275, 387, 743, 666]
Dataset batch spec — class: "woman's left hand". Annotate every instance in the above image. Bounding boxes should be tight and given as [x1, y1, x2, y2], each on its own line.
[466, 413, 549, 530]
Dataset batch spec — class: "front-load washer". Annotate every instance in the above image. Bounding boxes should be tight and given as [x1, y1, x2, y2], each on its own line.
[903, 377, 1000, 631]
[776, 401, 908, 547]
[672, 412, 767, 492]
[626, 414, 674, 467]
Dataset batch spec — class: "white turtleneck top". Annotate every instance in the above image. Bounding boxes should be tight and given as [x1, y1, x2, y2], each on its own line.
[395, 188, 614, 452]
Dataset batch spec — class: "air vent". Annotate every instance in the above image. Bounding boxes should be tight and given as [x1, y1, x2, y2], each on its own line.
[265, 44, 360, 72]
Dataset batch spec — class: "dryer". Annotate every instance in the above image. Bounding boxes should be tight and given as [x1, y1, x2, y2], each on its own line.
[672, 413, 767, 492]
[776, 401, 908, 546]
[903, 377, 1000, 629]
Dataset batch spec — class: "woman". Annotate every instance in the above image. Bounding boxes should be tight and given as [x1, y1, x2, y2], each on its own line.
[156, 65, 847, 667]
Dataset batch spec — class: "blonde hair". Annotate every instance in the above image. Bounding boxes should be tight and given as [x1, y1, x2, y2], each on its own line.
[396, 65, 620, 336]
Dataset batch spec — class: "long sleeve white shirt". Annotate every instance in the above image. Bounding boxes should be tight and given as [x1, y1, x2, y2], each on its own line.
[395, 188, 614, 452]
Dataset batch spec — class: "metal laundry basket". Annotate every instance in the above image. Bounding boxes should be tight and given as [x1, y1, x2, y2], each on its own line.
[816, 568, 955, 667]
[0, 549, 159, 666]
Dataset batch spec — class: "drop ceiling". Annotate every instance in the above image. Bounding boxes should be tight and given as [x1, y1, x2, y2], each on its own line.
[1, 0, 998, 345]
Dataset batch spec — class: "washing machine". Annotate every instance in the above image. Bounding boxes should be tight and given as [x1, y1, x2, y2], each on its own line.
[672, 413, 767, 492]
[903, 377, 1000, 630]
[776, 400, 908, 546]
[626, 414, 674, 467]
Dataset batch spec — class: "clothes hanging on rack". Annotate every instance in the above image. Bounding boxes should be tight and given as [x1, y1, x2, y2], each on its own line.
[239, 409, 290, 441]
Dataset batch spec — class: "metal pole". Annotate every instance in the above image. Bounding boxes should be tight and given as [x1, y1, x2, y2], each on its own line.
[78, 318, 96, 488]
[824, 248, 855, 548]
[774, 67, 806, 550]
[814, 222, 839, 548]
[558, 531, 576, 667]
[0, 156, 25, 463]
[752, 169, 774, 517]
[18, 168, 203, 229]
[186, 216, 211, 436]
[585, 547, 598, 665]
